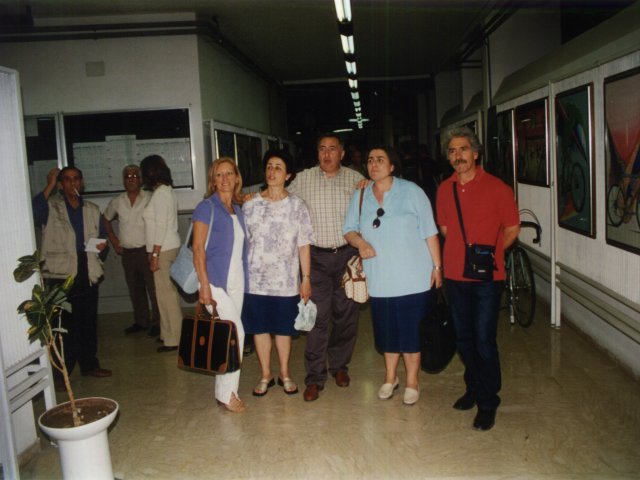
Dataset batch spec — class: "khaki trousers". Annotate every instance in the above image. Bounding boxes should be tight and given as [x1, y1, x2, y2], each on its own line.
[154, 248, 183, 346]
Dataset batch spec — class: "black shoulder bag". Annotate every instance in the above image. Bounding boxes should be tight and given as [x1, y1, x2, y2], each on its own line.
[452, 182, 496, 281]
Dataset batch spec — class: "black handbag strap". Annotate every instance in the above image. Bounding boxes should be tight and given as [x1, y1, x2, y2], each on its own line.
[452, 182, 500, 249]
[452, 182, 469, 245]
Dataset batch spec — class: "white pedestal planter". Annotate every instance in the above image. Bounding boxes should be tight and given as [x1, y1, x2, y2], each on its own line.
[38, 397, 118, 480]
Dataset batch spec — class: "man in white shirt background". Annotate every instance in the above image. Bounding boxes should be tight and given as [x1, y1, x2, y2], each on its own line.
[103, 164, 160, 337]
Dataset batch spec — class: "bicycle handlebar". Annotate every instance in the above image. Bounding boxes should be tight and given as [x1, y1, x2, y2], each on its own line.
[520, 221, 541, 244]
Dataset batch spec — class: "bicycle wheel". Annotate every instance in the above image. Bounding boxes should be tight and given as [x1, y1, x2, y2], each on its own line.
[606, 185, 624, 227]
[511, 246, 535, 327]
[570, 163, 586, 212]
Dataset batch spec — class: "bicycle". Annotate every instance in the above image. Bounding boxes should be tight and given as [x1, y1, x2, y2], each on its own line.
[606, 173, 640, 228]
[504, 209, 542, 328]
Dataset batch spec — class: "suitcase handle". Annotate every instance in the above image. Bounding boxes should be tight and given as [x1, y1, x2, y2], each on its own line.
[194, 301, 220, 320]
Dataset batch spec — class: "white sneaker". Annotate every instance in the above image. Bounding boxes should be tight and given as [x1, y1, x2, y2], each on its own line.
[377, 378, 399, 399]
[403, 387, 420, 405]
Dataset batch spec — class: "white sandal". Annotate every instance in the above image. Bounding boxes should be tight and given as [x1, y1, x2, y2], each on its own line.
[253, 378, 275, 397]
[278, 377, 298, 395]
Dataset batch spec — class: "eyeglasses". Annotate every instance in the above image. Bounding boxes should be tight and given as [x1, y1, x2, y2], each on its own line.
[125, 174, 140, 179]
[372, 208, 385, 229]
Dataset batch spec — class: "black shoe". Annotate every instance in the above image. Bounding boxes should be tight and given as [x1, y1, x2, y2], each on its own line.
[157, 346, 178, 353]
[453, 392, 476, 410]
[473, 409, 496, 431]
[124, 324, 147, 334]
[148, 326, 161, 337]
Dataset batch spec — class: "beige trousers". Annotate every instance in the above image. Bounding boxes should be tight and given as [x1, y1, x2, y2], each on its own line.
[154, 248, 183, 346]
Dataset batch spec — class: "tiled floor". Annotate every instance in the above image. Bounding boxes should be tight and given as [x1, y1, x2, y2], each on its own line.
[18, 300, 640, 479]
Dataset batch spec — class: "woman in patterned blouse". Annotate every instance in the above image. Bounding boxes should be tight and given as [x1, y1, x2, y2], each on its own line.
[242, 149, 314, 398]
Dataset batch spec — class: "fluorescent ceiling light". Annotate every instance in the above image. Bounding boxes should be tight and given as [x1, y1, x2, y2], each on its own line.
[334, 0, 352, 22]
[333, 128, 353, 133]
[351, 91, 359, 101]
[348, 78, 358, 89]
[340, 35, 355, 55]
[345, 61, 357, 75]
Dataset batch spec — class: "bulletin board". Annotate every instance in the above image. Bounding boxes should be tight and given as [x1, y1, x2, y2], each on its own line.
[63, 108, 193, 193]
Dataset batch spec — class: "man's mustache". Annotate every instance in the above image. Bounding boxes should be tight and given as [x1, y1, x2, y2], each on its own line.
[453, 159, 467, 166]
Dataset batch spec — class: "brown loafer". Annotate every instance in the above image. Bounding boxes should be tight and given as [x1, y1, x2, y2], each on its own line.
[334, 371, 350, 387]
[82, 368, 112, 378]
[303, 384, 324, 402]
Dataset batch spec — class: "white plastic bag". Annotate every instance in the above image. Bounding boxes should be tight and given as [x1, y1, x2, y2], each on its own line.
[294, 299, 317, 332]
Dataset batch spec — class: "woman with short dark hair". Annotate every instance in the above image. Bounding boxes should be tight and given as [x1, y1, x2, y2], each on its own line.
[242, 149, 314, 397]
[343, 145, 442, 406]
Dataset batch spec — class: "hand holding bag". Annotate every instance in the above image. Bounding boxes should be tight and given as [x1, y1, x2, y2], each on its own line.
[342, 188, 369, 303]
[452, 183, 496, 281]
[170, 200, 214, 294]
[178, 302, 240, 375]
[294, 299, 317, 331]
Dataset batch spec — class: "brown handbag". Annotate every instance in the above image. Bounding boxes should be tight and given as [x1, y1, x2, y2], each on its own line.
[177, 302, 241, 375]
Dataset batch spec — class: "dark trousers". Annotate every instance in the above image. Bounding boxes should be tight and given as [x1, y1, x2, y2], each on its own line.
[446, 279, 503, 411]
[122, 247, 159, 328]
[51, 253, 100, 378]
[304, 247, 360, 386]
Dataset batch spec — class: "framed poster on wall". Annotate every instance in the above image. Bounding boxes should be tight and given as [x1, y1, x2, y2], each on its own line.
[555, 84, 595, 237]
[604, 67, 640, 254]
[515, 99, 549, 187]
[486, 107, 516, 193]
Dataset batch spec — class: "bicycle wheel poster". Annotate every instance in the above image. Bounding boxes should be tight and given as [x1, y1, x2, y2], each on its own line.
[604, 67, 640, 255]
[515, 99, 549, 187]
[555, 84, 594, 237]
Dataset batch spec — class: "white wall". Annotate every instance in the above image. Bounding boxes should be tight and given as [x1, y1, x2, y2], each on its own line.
[0, 34, 206, 211]
[0, 23, 286, 314]
[489, 8, 561, 98]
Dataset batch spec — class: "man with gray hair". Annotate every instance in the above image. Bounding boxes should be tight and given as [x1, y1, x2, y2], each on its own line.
[436, 127, 520, 431]
[104, 164, 160, 336]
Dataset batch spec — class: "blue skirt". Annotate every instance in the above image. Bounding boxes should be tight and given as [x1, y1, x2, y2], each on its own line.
[242, 293, 299, 336]
[370, 290, 433, 353]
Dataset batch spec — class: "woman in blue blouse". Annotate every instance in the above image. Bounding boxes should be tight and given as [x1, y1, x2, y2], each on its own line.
[193, 158, 249, 413]
[343, 146, 442, 405]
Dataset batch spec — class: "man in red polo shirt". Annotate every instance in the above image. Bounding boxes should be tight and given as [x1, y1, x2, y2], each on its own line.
[436, 127, 520, 431]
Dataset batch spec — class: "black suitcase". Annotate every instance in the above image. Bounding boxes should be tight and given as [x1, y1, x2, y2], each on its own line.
[178, 304, 240, 375]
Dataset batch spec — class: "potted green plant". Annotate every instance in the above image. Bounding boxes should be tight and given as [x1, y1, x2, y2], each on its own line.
[14, 251, 118, 480]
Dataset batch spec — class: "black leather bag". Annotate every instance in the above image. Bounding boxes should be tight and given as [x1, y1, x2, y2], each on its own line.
[178, 303, 240, 375]
[420, 289, 456, 374]
[463, 243, 496, 281]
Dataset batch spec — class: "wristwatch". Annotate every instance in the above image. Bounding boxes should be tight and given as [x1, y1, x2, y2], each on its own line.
[151, 252, 159, 258]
